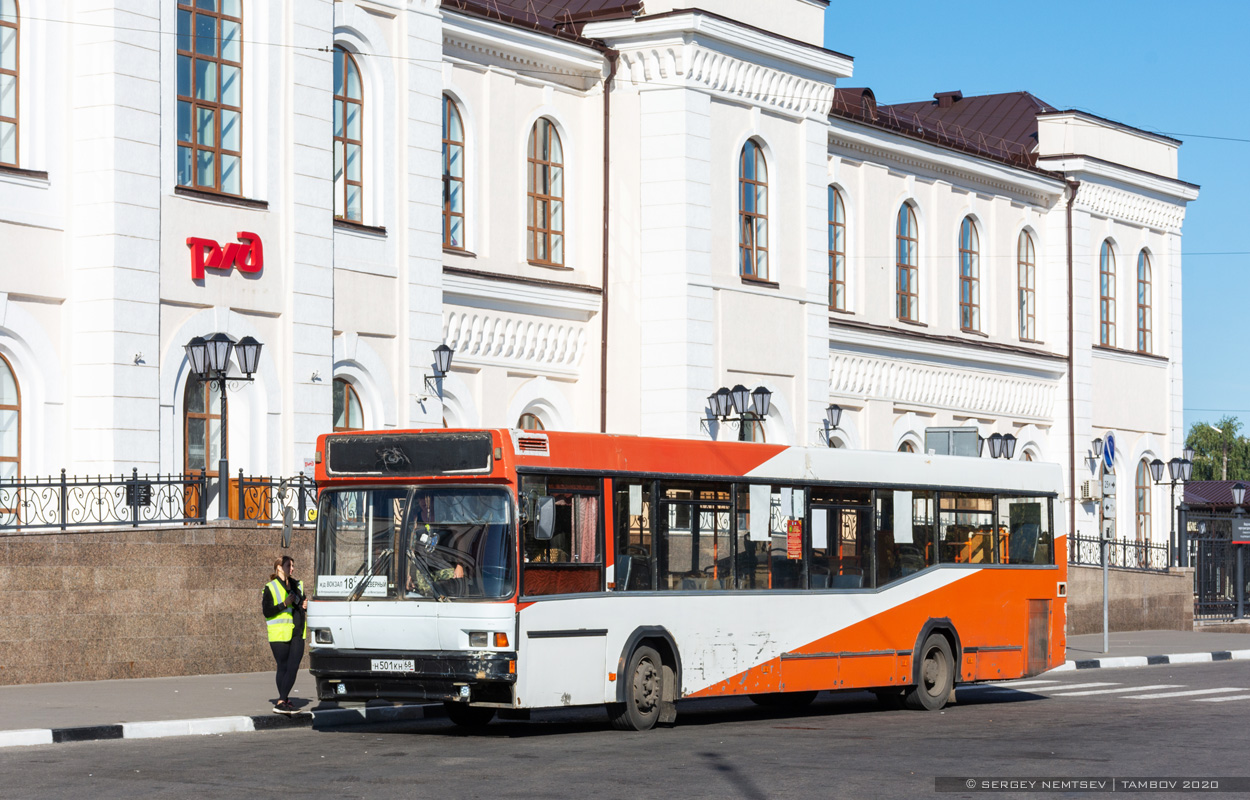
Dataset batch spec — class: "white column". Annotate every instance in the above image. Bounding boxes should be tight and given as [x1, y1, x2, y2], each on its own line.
[287, 0, 335, 468]
[800, 117, 828, 447]
[638, 87, 713, 439]
[67, 1, 162, 473]
[1070, 199, 1095, 538]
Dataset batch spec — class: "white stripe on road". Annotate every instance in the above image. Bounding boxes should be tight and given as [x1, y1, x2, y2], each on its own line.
[1053, 685, 1181, 697]
[1192, 694, 1250, 703]
[1034, 682, 1119, 692]
[1120, 687, 1244, 700]
[981, 680, 1063, 688]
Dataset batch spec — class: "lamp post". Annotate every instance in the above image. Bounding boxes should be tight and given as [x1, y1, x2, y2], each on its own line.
[1234, 482, 1246, 619]
[823, 404, 842, 447]
[184, 334, 262, 519]
[705, 384, 772, 441]
[1151, 453, 1193, 568]
[421, 344, 455, 401]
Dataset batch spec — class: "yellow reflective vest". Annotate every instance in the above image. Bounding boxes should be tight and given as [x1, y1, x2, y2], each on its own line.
[265, 578, 307, 643]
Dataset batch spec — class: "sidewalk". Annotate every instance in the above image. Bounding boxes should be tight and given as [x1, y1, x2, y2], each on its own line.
[2, 629, 1246, 747]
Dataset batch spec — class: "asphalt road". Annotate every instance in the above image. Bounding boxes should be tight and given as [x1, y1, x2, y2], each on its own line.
[3, 662, 1249, 800]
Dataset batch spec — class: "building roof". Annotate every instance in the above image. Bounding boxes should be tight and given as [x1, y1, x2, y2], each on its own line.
[442, 0, 641, 40]
[1186, 480, 1250, 508]
[830, 89, 1057, 171]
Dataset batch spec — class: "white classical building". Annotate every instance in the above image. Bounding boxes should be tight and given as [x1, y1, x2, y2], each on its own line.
[0, 0, 1197, 546]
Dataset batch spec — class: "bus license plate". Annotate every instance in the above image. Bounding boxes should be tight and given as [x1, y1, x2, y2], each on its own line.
[371, 659, 415, 672]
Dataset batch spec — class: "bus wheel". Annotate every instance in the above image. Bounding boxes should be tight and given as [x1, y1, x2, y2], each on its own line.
[608, 645, 663, 731]
[749, 691, 817, 709]
[904, 634, 954, 711]
[443, 702, 496, 728]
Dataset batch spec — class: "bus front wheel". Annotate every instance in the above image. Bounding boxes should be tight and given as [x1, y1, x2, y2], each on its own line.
[443, 702, 496, 728]
[608, 645, 663, 731]
[904, 634, 954, 711]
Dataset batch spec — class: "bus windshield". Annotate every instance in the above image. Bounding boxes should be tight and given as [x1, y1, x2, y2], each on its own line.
[314, 486, 516, 601]
[405, 487, 515, 600]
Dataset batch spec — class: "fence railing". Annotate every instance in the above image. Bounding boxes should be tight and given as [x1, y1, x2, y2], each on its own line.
[1069, 534, 1170, 573]
[0, 469, 317, 533]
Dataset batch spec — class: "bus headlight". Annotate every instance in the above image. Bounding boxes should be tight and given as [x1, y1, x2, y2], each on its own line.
[468, 632, 488, 648]
[313, 628, 334, 644]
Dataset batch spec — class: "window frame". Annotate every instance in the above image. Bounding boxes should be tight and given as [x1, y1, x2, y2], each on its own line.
[176, 0, 244, 196]
[0, 0, 19, 168]
[183, 376, 220, 478]
[1099, 240, 1116, 346]
[829, 186, 847, 311]
[442, 94, 465, 250]
[1018, 230, 1036, 341]
[333, 377, 364, 432]
[333, 45, 364, 223]
[526, 118, 564, 267]
[1135, 459, 1151, 544]
[517, 412, 545, 431]
[896, 204, 919, 322]
[1137, 250, 1152, 354]
[738, 139, 769, 281]
[958, 217, 980, 332]
[0, 353, 20, 503]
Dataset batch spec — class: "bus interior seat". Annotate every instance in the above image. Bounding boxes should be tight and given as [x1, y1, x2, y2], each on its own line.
[831, 574, 863, 589]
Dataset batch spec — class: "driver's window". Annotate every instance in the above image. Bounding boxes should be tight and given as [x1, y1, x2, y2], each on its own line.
[520, 474, 603, 596]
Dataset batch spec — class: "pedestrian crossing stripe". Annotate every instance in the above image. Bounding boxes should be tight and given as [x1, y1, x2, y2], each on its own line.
[1192, 694, 1250, 703]
[1053, 685, 1181, 697]
[1030, 682, 1118, 692]
[1119, 687, 1244, 700]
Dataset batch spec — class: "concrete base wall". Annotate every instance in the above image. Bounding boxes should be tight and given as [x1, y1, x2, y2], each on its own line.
[1067, 565, 1194, 635]
[0, 524, 312, 686]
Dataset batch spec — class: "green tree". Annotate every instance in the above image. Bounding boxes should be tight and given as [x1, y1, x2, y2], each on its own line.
[1184, 416, 1250, 481]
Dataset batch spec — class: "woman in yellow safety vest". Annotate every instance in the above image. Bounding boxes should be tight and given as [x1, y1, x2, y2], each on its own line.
[261, 555, 307, 714]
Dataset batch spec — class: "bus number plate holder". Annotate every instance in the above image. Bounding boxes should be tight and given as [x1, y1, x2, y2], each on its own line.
[372, 659, 415, 672]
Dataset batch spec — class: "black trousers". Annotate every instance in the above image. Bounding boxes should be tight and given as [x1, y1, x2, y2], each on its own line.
[269, 636, 305, 702]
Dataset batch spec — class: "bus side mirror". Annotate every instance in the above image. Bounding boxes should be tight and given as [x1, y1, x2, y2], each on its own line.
[281, 507, 293, 549]
[534, 496, 555, 541]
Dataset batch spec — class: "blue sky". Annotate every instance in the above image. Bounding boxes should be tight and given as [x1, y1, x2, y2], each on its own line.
[822, 1, 1250, 443]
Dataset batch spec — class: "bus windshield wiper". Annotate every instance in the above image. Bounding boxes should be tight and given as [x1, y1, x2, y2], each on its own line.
[348, 549, 392, 602]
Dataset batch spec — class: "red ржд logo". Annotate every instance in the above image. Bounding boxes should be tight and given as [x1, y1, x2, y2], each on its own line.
[186, 232, 264, 280]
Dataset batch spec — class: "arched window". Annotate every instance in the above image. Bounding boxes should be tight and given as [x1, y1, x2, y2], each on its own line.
[333, 46, 363, 222]
[0, 0, 18, 168]
[828, 186, 846, 311]
[1137, 250, 1152, 354]
[1135, 458, 1151, 543]
[959, 217, 980, 331]
[1018, 231, 1036, 341]
[1022, 450, 1035, 462]
[1099, 241, 1116, 346]
[517, 412, 545, 431]
[333, 378, 363, 431]
[526, 118, 564, 266]
[183, 376, 221, 477]
[739, 411, 765, 443]
[442, 95, 465, 249]
[898, 441, 915, 453]
[176, 0, 243, 195]
[0, 354, 19, 486]
[739, 140, 768, 280]
[896, 204, 918, 321]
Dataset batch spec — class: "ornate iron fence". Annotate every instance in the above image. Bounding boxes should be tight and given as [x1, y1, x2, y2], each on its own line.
[1186, 510, 1239, 620]
[0, 469, 317, 533]
[1068, 534, 1169, 573]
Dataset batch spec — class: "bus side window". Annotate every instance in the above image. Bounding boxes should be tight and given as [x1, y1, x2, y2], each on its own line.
[731, 484, 803, 591]
[657, 481, 734, 591]
[612, 480, 652, 591]
[520, 475, 603, 596]
[997, 496, 1053, 565]
[938, 492, 995, 564]
[875, 490, 935, 586]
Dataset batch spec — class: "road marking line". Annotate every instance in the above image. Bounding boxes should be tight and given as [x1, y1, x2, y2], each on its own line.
[981, 680, 1063, 688]
[1120, 687, 1243, 699]
[1054, 685, 1182, 697]
[1034, 682, 1119, 692]
[1193, 694, 1250, 703]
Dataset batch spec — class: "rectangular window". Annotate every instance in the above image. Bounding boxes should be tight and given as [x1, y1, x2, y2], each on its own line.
[874, 489, 935, 588]
[520, 474, 603, 596]
[996, 496, 1053, 565]
[730, 484, 804, 590]
[612, 479, 653, 591]
[657, 481, 734, 591]
[176, 0, 242, 195]
[938, 492, 996, 564]
[810, 486, 872, 589]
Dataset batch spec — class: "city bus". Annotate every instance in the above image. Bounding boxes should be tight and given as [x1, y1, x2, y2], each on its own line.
[307, 428, 1065, 731]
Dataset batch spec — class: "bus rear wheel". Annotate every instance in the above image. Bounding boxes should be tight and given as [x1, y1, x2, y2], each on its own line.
[443, 702, 496, 728]
[904, 634, 954, 711]
[749, 691, 818, 709]
[608, 645, 663, 731]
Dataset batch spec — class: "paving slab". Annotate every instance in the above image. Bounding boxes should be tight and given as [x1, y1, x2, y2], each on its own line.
[1066, 629, 1250, 659]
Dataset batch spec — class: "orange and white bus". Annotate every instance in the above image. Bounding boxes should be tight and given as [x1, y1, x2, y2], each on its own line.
[307, 428, 1065, 730]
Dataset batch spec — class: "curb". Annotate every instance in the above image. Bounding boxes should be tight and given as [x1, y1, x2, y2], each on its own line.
[1051, 648, 1250, 672]
[0, 703, 445, 749]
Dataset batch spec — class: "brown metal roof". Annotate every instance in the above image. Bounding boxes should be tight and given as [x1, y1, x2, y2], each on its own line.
[831, 89, 1057, 171]
[441, 0, 641, 40]
[1186, 480, 1250, 509]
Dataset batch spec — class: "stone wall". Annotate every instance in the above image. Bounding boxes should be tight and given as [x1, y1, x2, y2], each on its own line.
[0, 523, 313, 686]
[1067, 565, 1194, 635]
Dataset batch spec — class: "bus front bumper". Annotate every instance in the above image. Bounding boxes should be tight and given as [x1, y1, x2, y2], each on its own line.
[310, 649, 517, 704]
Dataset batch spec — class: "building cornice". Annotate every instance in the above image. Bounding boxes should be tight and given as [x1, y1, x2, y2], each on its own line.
[1037, 154, 1200, 203]
[443, 268, 601, 322]
[831, 318, 1068, 376]
[829, 116, 1066, 204]
[442, 9, 607, 83]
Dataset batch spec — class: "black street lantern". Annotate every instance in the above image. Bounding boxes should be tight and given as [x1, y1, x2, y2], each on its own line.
[751, 386, 772, 418]
[1092, 437, 1104, 459]
[1002, 433, 1017, 459]
[204, 332, 235, 374]
[711, 388, 732, 419]
[433, 343, 454, 375]
[1183, 445, 1195, 463]
[1181, 458, 1193, 481]
[826, 404, 842, 430]
[236, 336, 263, 376]
[1149, 458, 1165, 483]
[729, 385, 750, 417]
[184, 336, 209, 377]
[1167, 457, 1183, 482]
[1233, 483, 1246, 508]
[988, 433, 1004, 459]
